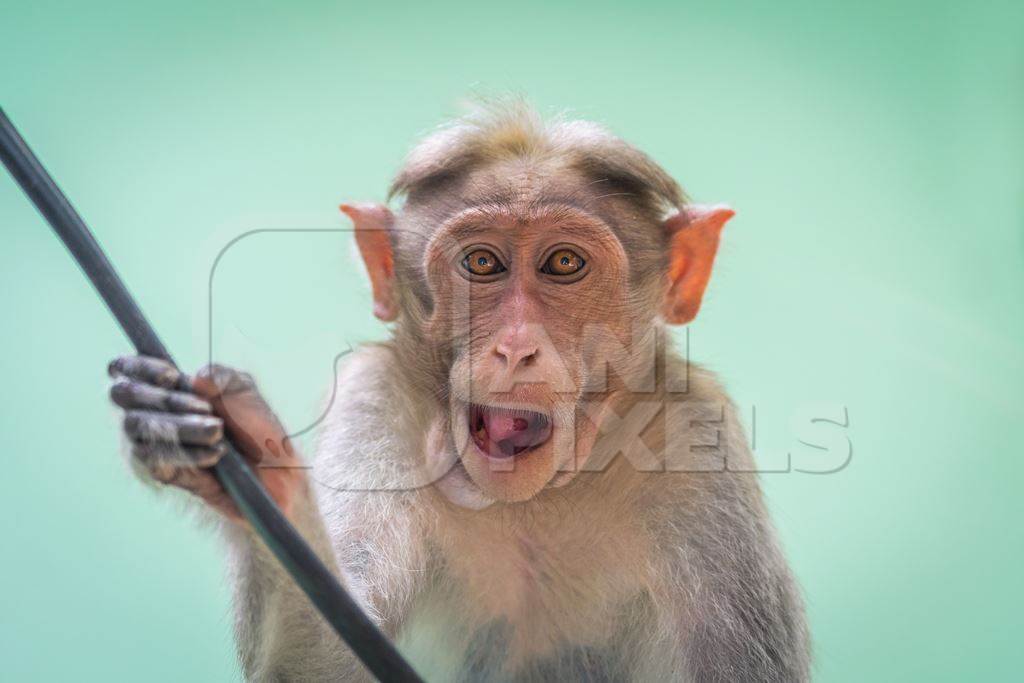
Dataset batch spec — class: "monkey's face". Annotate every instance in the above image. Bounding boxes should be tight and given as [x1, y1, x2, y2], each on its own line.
[347, 166, 731, 507]
[423, 203, 636, 504]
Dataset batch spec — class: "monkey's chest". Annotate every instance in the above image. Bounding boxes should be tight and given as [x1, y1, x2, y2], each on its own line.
[397, 532, 649, 681]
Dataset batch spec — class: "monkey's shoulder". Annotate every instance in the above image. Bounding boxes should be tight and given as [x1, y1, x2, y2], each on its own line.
[659, 352, 734, 402]
[621, 356, 763, 512]
[311, 342, 432, 491]
[316, 341, 416, 434]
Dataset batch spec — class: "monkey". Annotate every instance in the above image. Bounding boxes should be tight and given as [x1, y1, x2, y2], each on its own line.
[108, 101, 810, 682]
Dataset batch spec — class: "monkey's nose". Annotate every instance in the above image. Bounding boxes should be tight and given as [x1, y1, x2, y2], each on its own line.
[493, 338, 539, 373]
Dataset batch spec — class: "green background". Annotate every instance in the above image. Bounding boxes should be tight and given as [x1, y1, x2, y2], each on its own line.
[1, 1, 1021, 680]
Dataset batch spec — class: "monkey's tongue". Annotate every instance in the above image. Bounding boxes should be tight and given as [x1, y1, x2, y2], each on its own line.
[471, 405, 552, 459]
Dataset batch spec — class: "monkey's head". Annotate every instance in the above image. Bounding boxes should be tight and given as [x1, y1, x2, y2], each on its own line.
[345, 102, 733, 507]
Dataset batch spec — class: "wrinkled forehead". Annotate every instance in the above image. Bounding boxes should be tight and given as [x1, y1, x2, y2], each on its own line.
[428, 201, 621, 255]
[404, 155, 625, 221]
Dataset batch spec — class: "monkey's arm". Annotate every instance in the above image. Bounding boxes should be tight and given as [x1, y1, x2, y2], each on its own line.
[645, 459, 810, 681]
[629, 363, 810, 682]
[107, 355, 424, 680]
[226, 345, 433, 681]
[658, 493, 808, 681]
[222, 481, 354, 680]
[224, 487, 429, 681]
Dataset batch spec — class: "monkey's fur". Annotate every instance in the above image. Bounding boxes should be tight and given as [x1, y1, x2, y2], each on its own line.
[112, 102, 810, 682]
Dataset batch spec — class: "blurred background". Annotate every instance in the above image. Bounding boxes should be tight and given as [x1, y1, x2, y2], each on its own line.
[1, 1, 1021, 680]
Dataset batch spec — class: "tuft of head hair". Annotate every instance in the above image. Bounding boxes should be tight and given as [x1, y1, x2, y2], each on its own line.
[389, 98, 687, 215]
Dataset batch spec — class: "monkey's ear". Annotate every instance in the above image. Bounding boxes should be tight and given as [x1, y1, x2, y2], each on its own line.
[661, 204, 735, 325]
[340, 203, 398, 322]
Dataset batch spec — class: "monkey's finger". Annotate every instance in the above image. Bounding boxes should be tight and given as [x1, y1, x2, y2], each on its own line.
[124, 410, 224, 447]
[132, 441, 226, 473]
[192, 364, 295, 466]
[191, 363, 256, 399]
[134, 447, 240, 518]
[107, 355, 181, 389]
[111, 377, 213, 415]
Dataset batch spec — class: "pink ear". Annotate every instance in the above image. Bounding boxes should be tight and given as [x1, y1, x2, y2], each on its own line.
[340, 203, 398, 322]
[661, 204, 735, 325]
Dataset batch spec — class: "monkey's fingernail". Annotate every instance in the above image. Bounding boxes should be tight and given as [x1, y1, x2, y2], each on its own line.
[170, 393, 213, 414]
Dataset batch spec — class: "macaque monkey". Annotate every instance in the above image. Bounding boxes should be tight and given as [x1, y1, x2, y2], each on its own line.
[108, 102, 809, 681]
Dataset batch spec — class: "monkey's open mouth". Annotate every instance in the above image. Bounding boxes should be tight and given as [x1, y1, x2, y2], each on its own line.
[469, 404, 553, 459]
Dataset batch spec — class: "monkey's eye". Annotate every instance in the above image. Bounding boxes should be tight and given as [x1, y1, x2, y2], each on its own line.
[461, 248, 506, 278]
[541, 248, 587, 279]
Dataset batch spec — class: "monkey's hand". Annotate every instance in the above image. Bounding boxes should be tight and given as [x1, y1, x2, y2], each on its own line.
[108, 355, 305, 522]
